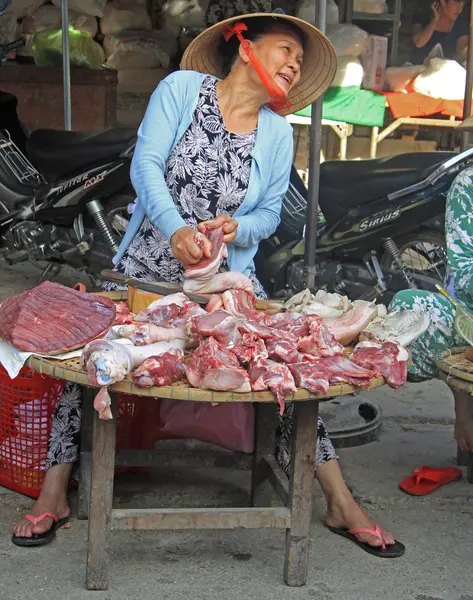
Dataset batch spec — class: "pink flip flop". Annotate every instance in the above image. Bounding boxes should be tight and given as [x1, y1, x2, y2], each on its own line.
[327, 524, 405, 558]
[12, 512, 69, 547]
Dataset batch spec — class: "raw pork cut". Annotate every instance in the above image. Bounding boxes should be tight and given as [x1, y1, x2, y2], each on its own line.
[220, 290, 259, 319]
[113, 301, 135, 325]
[186, 225, 226, 280]
[183, 225, 255, 296]
[309, 355, 375, 389]
[248, 356, 297, 414]
[297, 315, 345, 358]
[135, 302, 182, 326]
[264, 312, 309, 337]
[185, 336, 251, 392]
[289, 363, 330, 396]
[82, 338, 185, 386]
[324, 301, 378, 346]
[0, 281, 116, 354]
[118, 323, 185, 346]
[350, 340, 408, 389]
[131, 350, 185, 387]
[231, 333, 268, 364]
[266, 337, 299, 364]
[186, 310, 241, 347]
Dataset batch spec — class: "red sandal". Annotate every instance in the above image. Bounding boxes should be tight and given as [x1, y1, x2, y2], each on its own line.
[399, 465, 462, 496]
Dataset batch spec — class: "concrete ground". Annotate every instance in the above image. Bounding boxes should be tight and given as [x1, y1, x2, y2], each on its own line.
[0, 260, 472, 600]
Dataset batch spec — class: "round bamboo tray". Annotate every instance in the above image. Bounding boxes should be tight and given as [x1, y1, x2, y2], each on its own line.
[435, 347, 473, 383]
[25, 353, 385, 404]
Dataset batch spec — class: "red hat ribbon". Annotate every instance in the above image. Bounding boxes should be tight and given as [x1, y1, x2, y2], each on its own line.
[222, 21, 291, 112]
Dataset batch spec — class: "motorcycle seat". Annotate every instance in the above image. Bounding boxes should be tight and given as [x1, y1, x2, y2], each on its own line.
[319, 152, 454, 226]
[27, 127, 137, 182]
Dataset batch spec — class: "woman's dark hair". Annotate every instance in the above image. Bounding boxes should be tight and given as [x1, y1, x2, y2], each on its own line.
[218, 16, 306, 76]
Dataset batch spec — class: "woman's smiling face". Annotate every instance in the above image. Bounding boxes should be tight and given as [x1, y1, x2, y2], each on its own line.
[251, 29, 304, 95]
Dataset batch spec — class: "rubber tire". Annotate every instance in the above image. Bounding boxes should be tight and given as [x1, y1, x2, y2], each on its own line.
[380, 228, 446, 273]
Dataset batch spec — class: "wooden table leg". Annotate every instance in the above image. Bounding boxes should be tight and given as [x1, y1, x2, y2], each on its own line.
[86, 393, 117, 591]
[284, 401, 319, 587]
[78, 387, 95, 520]
[251, 403, 277, 507]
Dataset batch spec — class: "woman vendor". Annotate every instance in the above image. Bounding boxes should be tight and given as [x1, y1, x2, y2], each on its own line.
[390, 166, 473, 454]
[12, 12, 404, 558]
[411, 0, 468, 64]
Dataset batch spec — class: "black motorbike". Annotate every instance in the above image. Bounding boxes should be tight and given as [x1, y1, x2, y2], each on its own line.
[0, 39, 135, 284]
[255, 149, 473, 302]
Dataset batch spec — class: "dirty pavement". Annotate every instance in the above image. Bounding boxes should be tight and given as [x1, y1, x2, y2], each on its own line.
[0, 260, 472, 600]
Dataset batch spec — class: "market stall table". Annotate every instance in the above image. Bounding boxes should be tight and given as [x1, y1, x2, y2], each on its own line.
[436, 347, 473, 484]
[26, 352, 385, 591]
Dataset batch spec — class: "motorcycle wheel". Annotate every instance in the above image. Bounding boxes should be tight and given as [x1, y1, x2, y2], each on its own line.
[104, 194, 132, 237]
[380, 229, 447, 291]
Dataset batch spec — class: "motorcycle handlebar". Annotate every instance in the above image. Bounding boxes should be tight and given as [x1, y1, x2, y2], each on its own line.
[0, 38, 26, 63]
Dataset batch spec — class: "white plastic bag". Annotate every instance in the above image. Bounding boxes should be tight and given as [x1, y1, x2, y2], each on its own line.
[384, 64, 425, 92]
[104, 30, 174, 70]
[100, 0, 152, 36]
[10, 0, 47, 18]
[354, 0, 388, 14]
[161, 0, 209, 31]
[25, 5, 98, 37]
[330, 55, 364, 88]
[51, 0, 107, 18]
[326, 23, 369, 57]
[413, 57, 467, 100]
[297, 0, 339, 25]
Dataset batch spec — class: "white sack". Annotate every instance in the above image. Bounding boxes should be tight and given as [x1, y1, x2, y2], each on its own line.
[413, 58, 468, 100]
[10, 0, 47, 19]
[0, 10, 17, 42]
[104, 30, 173, 70]
[51, 0, 107, 18]
[330, 55, 364, 88]
[297, 0, 339, 25]
[25, 5, 98, 37]
[326, 23, 369, 57]
[161, 0, 209, 33]
[384, 64, 425, 92]
[354, 0, 388, 14]
[100, 0, 152, 36]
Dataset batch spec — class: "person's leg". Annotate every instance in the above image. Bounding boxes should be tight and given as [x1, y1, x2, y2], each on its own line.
[13, 382, 82, 539]
[314, 418, 395, 547]
[390, 289, 473, 451]
[454, 388, 473, 452]
[317, 459, 394, 547]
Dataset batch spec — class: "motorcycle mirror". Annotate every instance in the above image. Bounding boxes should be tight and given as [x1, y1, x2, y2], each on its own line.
[458, 114, 473, 133]
[0, 0, 11, 15]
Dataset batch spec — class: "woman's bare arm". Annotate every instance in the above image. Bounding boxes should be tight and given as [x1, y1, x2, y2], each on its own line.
[412, 3, 440, 48]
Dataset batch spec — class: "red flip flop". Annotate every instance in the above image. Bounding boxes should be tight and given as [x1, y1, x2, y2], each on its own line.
[399, 465, 463, 496]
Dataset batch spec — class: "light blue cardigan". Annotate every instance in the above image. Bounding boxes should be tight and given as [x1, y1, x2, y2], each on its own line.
[114, 70, 294, 275]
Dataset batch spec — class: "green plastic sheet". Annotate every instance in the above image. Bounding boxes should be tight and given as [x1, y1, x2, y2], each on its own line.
[295, 86, 386, 128]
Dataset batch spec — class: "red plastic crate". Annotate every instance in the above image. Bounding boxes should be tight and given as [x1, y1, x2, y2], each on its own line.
[0, 365, 173, 498]
[0, 365, 64, 498]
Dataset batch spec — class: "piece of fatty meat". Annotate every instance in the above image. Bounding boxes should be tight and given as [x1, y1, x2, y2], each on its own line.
[297, 315, 345, 358]
[324, 301, 378, 346]
[289, 362, 330, 396]
[231, 333, 268, 365]
[350, 340, 408, 389]
[185, 310, 241, 347]
[0, 281, 116, 354]
[131, 350, 185, 387]
[248, 356, 297, 415]
[185, 336, 251, 392]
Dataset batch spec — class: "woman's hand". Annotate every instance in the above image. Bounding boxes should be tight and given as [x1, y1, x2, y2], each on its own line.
[431, 0, 441, 22]
[198, 214, 239, 244]
[171, 226, 212, 267]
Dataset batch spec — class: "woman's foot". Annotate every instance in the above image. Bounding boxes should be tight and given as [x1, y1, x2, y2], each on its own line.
[453, 389, 473, 453]
[325, 489, 394, 548]
[12, 463, 73, 542]
[12, 491, 70, 540]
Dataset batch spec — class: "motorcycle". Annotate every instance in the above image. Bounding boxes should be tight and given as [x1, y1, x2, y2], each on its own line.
[255, 149, 473, 302]
[0, 39, 135, 285]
